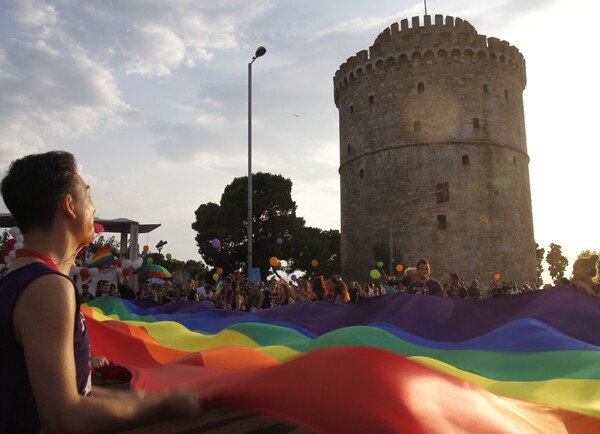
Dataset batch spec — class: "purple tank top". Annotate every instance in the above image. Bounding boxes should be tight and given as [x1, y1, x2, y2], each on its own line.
[0, 262, 91, 433]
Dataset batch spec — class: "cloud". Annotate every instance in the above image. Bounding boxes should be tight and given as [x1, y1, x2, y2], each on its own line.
[8, 0, 59, 27]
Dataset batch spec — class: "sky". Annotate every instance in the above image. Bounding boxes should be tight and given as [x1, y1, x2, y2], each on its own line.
[0, 0, 598, 280]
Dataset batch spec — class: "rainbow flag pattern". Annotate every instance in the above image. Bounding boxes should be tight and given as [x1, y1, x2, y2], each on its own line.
[82, 287, 600, 433]
[86, 245, 114, 268]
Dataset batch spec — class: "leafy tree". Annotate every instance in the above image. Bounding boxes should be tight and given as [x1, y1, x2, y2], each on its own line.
[192, 173, 340, 280]
[535, 243, 545, 284]
[545, 243, 569, 283]
[0, 230, 10, 253]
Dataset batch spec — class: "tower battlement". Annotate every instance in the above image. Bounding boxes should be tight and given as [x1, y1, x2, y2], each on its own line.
[334, 15, 525, 104]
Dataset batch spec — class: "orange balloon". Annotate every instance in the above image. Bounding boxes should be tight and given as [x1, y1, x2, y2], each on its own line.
[311, 259, 318, 268]
[269, 256, 279, 267]
[396, 264, 404, 273]
[143, 245, 149, 251]
[494, 273, 501, 281]
[216, 267, 223, 275]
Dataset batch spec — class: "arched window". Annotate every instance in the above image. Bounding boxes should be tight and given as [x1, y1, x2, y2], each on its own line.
[349, 104, 354, 114]
[347, 143, 352, 154]
[359, 168, 365, 179]
[437, 215, 447, 230]
[483, 84, 489, 94]
[368, 95, 374, 105]
[473, 118, 480, 128]
[504, 89, 509, 102]
[462, 154, 470, 165]
[417, 82, 425, 94]
[413, 121, 421, 132]
[513, 155, 517, 166]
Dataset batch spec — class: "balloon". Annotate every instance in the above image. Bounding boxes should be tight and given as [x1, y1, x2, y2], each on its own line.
[290, 274, 297, 282]
[146, 257, 154, 264]
[276, 237, 283, 245]
[15, 234, 24, 243]
[71, 267, 81, 275]
[80, 268, 90, 280]
[14, 242, 24, 250]
[269, 256, 279, 267]
[211, 239, 221, 249]
[115, 259, 122, 267]
[141, 250, 148, 257]
[123, 268, 130, 276]
[133, 259, 143, 268]
[89, 267, 99, 276]
[166, 253, 172, 260]
[122, 259, 132, 268]
[396, 264, 404, 273]
[116, 267, 122, 274]
[8, 250, 16, 259]
[9, 226, 20, 237]
[143, 245, 149, 251]
[369, 269, 381, 280]
[311, 259, 318, 268]
[171, 271, 176, 276]
[213, 273, 219, 282]
[376, 261, 383, 268]
[494, 273, 501, 281]
[216, 267, 223, 275]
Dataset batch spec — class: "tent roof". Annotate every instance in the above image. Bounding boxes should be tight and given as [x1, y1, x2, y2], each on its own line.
[0, 214, 160, 234]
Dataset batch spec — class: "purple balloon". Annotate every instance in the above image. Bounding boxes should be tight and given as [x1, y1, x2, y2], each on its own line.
[290, 274, 297, 282]
[276, 237, 283, 245]
[211, 239, 221, 249]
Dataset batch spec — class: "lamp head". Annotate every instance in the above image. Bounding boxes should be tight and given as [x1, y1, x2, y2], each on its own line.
[254, 46, 266, 58]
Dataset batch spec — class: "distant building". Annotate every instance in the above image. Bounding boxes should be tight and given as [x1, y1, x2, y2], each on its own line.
[333, 15, 536, 283]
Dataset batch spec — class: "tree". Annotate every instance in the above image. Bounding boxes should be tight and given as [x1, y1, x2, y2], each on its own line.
[0, 230, 10, 253]
[192, 173, 340, 280]
[545, 243, 569, 283]
[535, 243, 545, 284]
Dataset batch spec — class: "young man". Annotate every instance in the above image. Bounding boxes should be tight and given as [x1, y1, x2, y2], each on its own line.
[406, 259, 445, 296]
[0, 151, 201, 433]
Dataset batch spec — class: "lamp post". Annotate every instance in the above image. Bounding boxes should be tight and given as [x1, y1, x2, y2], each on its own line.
[388, 185, 448, 276]
[248, 46, 266, 275]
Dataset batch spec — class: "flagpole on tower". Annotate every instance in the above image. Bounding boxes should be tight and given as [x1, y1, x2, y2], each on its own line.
[424, 0, 428, 15]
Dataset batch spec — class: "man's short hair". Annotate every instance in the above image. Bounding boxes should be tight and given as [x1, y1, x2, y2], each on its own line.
[416, 259, 430, 268]
[1, 151, 78, 233]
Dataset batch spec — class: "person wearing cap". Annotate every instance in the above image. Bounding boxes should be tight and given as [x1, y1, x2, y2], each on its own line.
[448, 272, 468, 299]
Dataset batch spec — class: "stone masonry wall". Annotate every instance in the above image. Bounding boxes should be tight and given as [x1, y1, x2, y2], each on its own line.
[334, 15, 536, 284]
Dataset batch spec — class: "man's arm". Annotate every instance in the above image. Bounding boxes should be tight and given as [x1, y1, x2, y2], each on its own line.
[14, 274, 202, 434]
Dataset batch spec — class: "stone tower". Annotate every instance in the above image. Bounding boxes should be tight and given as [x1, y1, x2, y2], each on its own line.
[333, 15, 536, 284]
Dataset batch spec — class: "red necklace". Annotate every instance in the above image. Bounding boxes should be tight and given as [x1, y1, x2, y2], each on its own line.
[15, 249, 63, 274]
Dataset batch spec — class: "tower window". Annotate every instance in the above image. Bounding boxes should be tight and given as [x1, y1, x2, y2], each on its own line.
[513, 155, 517, 166]
[413, 121, 421, 132]
[483, 84, 489, 93]
[473, 118, 480, 128]
[462, 154, 470, 165]
[417, 82, 425, 94]
[368, 95, 374, 105]
[504, 89, 509, 102]
[359, 168, 365, 179]
[437, 215, 447, 230]
[349, 104, 354, 114]
[347, 143, 352, 154]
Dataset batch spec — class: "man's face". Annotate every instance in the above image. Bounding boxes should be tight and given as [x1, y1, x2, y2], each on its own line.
[417, 263, 430, 279]
[71, 174, 96, 247]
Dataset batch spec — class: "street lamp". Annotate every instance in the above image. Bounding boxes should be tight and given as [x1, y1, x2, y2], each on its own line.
[248, 46, 266, 274]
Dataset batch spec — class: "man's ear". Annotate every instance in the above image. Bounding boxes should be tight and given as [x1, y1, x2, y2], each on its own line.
[61, 194, 77, 220]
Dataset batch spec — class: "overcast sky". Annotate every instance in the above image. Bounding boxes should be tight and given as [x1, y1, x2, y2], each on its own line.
[0, 0, 598, 279]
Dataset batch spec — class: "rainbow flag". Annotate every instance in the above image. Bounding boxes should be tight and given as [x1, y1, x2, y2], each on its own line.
[87, 245, 114, 268]
[82, 288, 600, 433]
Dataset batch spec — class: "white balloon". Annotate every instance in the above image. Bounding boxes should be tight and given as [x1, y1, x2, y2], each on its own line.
[71, 267, 81, 275]
[122, 259, 132, 268]
[133, 259, 143, 268]
[8, 250, 16, 259]
[14, 242, 24, 250]
[16, 234, 24, 243]
[5, 256, 13, 266]
[9, 226, 20, 237]
[116, 267, 123, 274]
[88, 267, 99, 276]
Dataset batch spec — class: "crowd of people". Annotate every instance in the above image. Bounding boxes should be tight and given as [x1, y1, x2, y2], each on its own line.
[88, 256, 600, 310]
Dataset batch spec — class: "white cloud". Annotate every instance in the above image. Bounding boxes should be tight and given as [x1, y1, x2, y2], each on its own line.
[10, 0, 59, 27]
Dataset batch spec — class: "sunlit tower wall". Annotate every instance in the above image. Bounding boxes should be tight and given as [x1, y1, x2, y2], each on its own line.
[333, 15, 536, 283]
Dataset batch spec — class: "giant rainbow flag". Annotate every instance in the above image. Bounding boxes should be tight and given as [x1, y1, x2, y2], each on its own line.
[83, 287, 600, 433]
